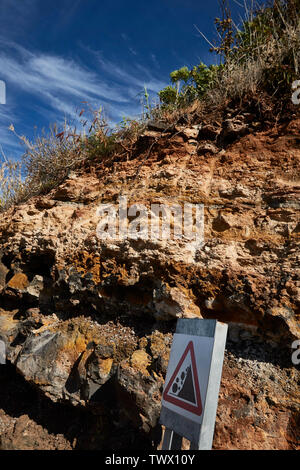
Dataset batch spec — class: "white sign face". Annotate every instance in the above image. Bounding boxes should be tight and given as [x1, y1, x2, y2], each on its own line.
[160, 319, 228, 449]
[0, 80, 5, 105]
[162, 333, 214, 424]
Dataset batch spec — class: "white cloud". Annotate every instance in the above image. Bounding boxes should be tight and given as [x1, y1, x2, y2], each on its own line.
[93, 50, 166, 94]
[151, 53, 160, 69]
[0, 39, 167, 119]
[121, 33, 129, 41]
[129, 47, 138, 56]
[0, 39, 168, 158]
[0, 48, 130, 106]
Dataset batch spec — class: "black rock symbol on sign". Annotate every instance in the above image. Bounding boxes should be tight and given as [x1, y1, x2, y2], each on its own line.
[163, 341, 203, 415]
[169, 364, 196, 404]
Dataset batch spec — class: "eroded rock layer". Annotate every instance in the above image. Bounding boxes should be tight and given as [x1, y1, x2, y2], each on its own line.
[0, 116, 299, 449]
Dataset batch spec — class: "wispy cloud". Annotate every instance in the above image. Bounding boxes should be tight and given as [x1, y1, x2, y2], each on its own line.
[88, 47, 166, 94]
[121, 33, 129, 41]
[129, 47, 138, 56]
[0, 39, 166, 115]
[0, 42, 130, 107]
[0, 38, 168, 158]
[151, 53, 160, 69]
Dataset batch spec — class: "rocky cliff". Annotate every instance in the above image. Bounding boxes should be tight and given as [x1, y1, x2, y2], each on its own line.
[0, 113, 299, 449]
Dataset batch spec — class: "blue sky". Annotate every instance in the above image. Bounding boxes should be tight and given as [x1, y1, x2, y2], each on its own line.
[0, 0, 248, 160]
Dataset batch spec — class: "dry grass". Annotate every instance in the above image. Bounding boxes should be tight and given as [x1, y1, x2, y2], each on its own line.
[207, 1, 300, 104]
[156, 1, 300, 120]
[0, 109, 146, 211]
[0, 159, 24, 209]
[1, 1, 298, 211]
[0, 121, 85, 210]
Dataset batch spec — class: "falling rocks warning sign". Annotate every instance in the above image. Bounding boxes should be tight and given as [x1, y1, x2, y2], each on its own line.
[160, 319, 228, 448]
[163, 341, 202, 416]
[161, 333, 214, 425]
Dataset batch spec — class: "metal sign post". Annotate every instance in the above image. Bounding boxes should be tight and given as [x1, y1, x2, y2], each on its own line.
[0, 339, 6, 365]
[160, 318, 228, 450]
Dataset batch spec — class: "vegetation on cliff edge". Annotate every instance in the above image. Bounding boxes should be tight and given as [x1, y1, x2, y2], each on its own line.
[0, 0, 299, 210]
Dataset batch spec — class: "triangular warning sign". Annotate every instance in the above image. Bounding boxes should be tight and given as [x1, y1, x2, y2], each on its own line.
[163, 341, 202, 415]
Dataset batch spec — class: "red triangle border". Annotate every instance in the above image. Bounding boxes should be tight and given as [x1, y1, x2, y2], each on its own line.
[163, 340, 203, 416]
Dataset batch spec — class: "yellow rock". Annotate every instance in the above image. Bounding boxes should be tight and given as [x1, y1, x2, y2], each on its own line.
[7, 273, 29, 290]
[99, 357, 113, 376]
[130, 349, 151, 373]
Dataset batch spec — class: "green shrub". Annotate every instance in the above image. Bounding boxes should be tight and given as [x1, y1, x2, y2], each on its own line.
[158, 85, 178, 106]
[158, 0, 300, 109]
[159, 63, 220, 107]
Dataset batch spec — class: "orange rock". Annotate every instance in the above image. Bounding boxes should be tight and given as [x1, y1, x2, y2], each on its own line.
[130, 350, 151, 374]
[7, 273, 29, 290]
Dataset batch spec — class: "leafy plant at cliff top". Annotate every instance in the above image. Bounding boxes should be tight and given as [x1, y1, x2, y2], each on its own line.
[1, 1, 299, 211]
[158, 0, 300, 108]
[224, 0, 300, 96]
[158, 63, 221, 106]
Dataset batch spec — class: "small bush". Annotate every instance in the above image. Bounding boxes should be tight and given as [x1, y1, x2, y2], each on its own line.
[158, 0, 300, 112]
[0, 159, 24, 209]
[0, 108, 147, 210]
[5, 122, 84, 202]
[159, 63, 220, 107]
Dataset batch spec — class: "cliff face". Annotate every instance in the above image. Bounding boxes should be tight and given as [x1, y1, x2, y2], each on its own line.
[0, 114, 299, 449]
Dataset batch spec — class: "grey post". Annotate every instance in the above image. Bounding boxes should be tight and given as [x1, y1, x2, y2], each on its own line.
[162, 428, 183, 450]
[0, 338, 6, 365]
